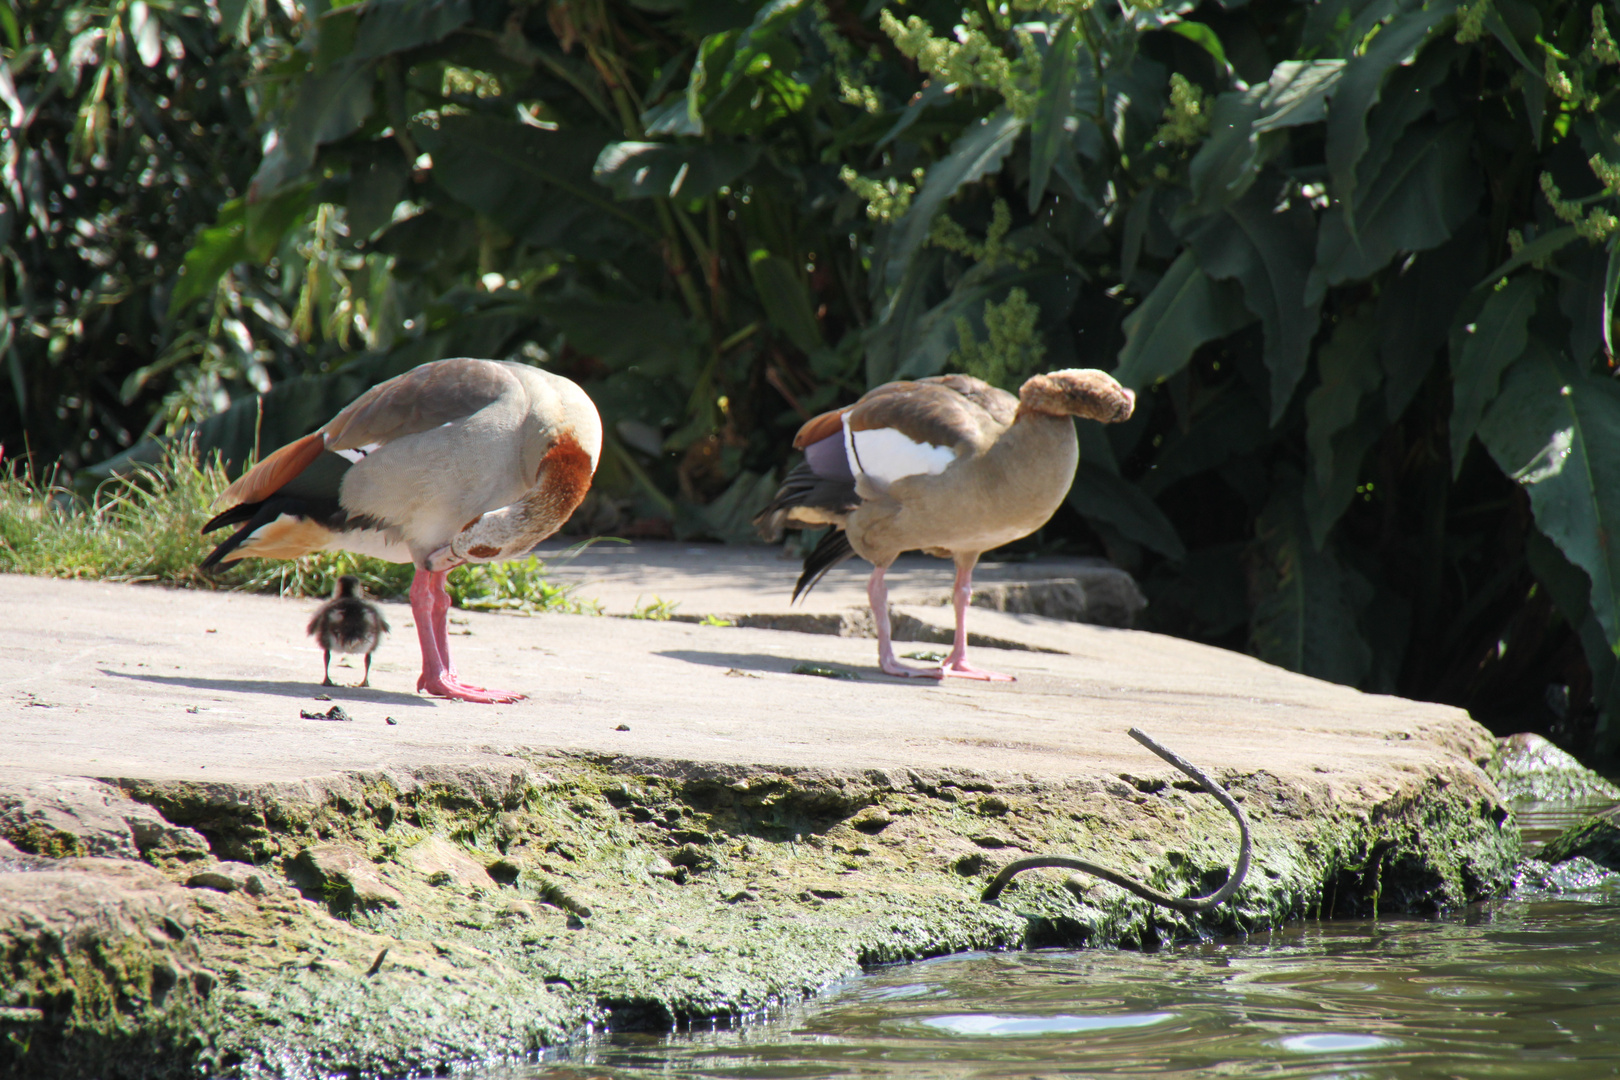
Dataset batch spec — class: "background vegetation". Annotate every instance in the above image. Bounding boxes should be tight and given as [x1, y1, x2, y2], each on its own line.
[6, 0, 1620, 758]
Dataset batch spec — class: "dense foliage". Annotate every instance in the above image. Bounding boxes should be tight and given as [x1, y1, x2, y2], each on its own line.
[8, 0, 1620, 755]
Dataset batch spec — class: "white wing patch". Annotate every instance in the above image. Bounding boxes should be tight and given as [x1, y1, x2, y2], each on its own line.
[331, 442, 383, 464]
[843, 415, 957, 490]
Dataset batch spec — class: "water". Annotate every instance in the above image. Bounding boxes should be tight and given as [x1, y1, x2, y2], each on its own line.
[481, 879, 1620, 1080]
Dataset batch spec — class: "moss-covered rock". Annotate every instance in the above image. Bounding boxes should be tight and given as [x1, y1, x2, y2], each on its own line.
[0, 750, 1518, 1079]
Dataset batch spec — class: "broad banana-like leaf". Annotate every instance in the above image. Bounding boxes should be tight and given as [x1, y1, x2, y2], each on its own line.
[1114, 250, 1254, 390]
[1067, 463, 1187, 560]
[248, 60, 375, 197]
[1479, 346, 1620, 656]
[1310, 120, 1480, 301]
[881, 108, 1025, 294]
[1324, 0, 1458, 222]
[1139, 388, 1269, 497]
[748, 252, 824, 356]
[1375, 221, 1486, 418]
[1250, 485, 1375, 686]
[1027, 19, 1081, 213]
[1185, 181, 1321, 423]
[1448, 274, 1539, 475]
[1305, 308, 1381, 493]
[1304, 396, 1385, 549]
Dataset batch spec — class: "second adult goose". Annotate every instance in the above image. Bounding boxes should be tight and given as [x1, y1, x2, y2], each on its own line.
[200, 357, 602, 702]
[756, 370, 1134, 681]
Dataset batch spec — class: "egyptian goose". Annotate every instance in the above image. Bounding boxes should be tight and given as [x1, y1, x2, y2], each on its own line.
[308, 575, 390, 687]
[756, 370, 1134, 680]
[201, 358, 602, 702]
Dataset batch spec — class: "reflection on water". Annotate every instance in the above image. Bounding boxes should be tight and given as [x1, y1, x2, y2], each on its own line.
[482, 887, 1620, 1080]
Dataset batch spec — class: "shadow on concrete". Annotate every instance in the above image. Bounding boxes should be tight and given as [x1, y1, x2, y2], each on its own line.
[654, 649, 915, 683]
[98, 669, 435, 707]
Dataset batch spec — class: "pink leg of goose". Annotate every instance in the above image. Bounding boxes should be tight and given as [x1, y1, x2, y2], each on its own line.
[869, 565, 940, 679]
[410, 567, 525, 703]
[939, 556, 1014, 681]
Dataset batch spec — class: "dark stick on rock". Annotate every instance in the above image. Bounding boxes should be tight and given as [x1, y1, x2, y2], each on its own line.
[981, 727, 1252, 912]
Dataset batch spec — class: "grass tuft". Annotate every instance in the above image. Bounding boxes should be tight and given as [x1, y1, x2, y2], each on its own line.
[0, 443, 597, 613]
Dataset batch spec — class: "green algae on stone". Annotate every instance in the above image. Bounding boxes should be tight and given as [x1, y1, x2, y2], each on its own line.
[0, 748, 1520, 1079]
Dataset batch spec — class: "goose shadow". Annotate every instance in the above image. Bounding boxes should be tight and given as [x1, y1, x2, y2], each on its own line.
[654, 650, 923, 683]
[98, 669, 435, 707]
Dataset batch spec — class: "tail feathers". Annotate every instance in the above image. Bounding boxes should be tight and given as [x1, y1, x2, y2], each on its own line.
[754, 461, 858, 542]
[792, 528, 855, 602]
[200, 497, 333, 569]
[213, 430, 326, 513]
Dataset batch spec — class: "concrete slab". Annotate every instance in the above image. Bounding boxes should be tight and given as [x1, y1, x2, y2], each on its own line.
[4, 572, 1477, 787]
[0, 570, 1519, 1078]
[532, 539, 1147, 629]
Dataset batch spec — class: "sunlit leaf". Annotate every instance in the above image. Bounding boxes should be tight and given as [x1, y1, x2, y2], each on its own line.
[594, 141, 759, 201]
[1479, 346, 1620, 655]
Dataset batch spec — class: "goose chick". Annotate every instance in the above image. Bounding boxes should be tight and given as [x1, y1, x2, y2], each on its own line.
[307, 575, 390, 687]
[757, 369, 1135, 681]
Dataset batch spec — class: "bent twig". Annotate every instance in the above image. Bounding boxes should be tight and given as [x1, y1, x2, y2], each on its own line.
[980, 727, 1251, 913]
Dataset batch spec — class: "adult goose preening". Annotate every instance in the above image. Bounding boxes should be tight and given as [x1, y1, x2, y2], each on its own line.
[201, 358, 602, 703]
[756, 370, 1135, 681]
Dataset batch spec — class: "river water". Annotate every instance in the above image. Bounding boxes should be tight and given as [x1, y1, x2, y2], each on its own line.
[481, 827, 1620, 1079]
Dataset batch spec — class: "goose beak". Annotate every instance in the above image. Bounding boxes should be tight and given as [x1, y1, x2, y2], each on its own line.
[425, 546, 464, 573]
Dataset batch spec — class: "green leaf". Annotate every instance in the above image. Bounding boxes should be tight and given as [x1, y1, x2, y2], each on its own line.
[593, 141, 760, 200]
[882, 108, 1025, 294]
[1605, 241, 1620, 359]
[1448, 274, 1539, 474]
[748, 252, 824, 356]
[1305, 307, 1381, 492]
[1310, 120, 1480, 301]
[1474, 226, 1580, 288]
[534, 296, 699, 375]
[1185, 88, 1266, 216]
[1249, 483, 1375, 686]
[1375, 221, 1486, 418]
[1479, 347, 1620, 655]
[422, 114, 656, 251]
[1250, 60, 1345, 133]
[248, 60, 377, 198]
[1028, 19, 1080, 214]
[1139, 389, 1269, 497]
[1185, 181, 1322, 423]
[641, 95, 704, 137]
[1114, 250, 1255, 391]
[1167, 21, 1233, 77]
[350, 0, 471, 61]
[1067, 464, 1187, 560]
[1324, 0, 1458, 222]
[1304, 395, 1386, 549]
[1559, 243, 1611, 365]
[167, 184, 314, 317]
[1352, 40, 1456, 205]
[1184, 60, 1344, 217]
